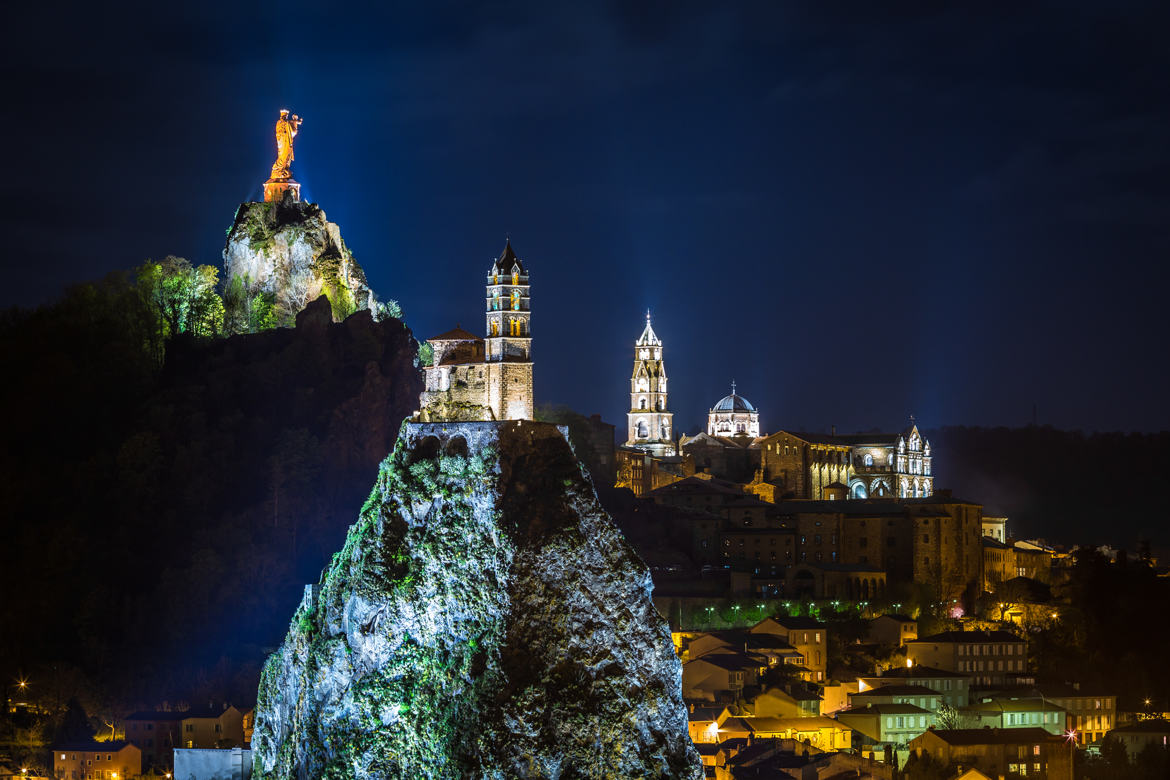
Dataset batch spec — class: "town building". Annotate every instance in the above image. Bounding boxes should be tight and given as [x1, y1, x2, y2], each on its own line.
[682, 653, 761, 702]
[1032, 684, 1115, 745]
[644, 480, 984, 603]
[1106, 719, 1170, 760]
[714, 715, 853, 751]
[848, 685, 942, 714]
[53, 740, 142, 780]
[858, 666, 972, 709]
[837, 703, 936, 750]
[623, 313, 675, 456]
[961, 696, 1067, 735]
[173, 747, 253, 780]
[908, 727, 1074, 780]
[749, 683, 822, 718]
[180, 705, 246, 749]
[751, 616, 828, 683]
[868, 614, 918, 646]
[982, 515, 1008, 542]
[123, 710, 184, 769]
[417, 241, 534, 422]
[906, 631, 1030, 687]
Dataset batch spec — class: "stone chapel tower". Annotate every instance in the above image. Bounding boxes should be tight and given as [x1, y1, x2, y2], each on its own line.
[484, 240, 534, 420]
[624, 313, 675, 456]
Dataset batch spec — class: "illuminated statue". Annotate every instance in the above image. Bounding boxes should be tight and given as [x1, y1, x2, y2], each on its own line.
[264, 109, 304, 202]
[270, 109, 303, 180]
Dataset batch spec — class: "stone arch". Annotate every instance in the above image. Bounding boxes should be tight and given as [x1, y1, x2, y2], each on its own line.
[410, 435, 441, 464]
[444, 435, 469, 458]
[787, 565, 821, 598]
[849, 479, 868, 499]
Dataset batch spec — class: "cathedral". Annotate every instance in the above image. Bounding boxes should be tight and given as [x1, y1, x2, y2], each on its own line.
[416, 241, 534, 422]
[705, 382, 760, 438]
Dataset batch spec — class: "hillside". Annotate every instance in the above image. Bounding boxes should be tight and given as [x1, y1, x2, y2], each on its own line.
[0, 283, 422, 711]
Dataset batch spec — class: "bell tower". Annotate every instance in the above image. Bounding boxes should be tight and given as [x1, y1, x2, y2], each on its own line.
[625, 312, 675, 456]
[484, 240, 533, 420]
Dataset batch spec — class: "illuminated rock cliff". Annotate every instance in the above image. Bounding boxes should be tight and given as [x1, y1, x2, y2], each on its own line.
[252, 421, 701, 779]
[224, 195, 377, 323]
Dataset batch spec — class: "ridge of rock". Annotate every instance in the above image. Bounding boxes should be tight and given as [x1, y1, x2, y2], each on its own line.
[252, 421, 701, 779]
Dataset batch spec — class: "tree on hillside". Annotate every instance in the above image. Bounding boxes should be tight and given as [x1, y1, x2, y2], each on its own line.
[53, 697, 93, 744]
[136, 256, 224, 347]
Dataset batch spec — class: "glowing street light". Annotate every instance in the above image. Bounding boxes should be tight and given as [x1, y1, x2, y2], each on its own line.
[1065, 729, 1078, 744]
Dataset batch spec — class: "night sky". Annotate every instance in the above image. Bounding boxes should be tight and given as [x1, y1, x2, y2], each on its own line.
[4, 2, 1168, 436]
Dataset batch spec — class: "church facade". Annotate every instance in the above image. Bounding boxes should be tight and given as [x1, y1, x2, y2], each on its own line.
[673, 381, 934, 501]
[417, 241, 534, 422]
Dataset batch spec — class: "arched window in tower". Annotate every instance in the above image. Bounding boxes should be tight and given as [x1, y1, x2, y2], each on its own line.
[657, 398, 664, 411]
[636, 420, 649, 438]
[510, 291, 520, 311]
[492, 289, 500, 310]
[864, 453, 873, 467]
[490, 320, 499, 336]
[639, 398, 647, 409]
[512, 270, 519, 285]
[660, 422, 669, 439]
[900, 478, 909, 498]
[493, 273, 498, 285]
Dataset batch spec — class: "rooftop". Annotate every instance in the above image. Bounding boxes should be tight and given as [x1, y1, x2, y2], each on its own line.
[712, 391, 756, 413]
[490, 239, 525, 275]
[52, 740, 134, 752]
[852, 685, 941, 698]
[865, 665, 969, 680]
[429, 325, 481, 342]
[917, 727, 1061, 745]
[912, 630, 1023, 644]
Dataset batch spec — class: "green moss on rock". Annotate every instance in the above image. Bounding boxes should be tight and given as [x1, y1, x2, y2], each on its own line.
[252, 422, 700, 779]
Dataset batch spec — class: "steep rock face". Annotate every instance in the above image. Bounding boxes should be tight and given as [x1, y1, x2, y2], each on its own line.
[253, 421, 701, 779]
[224, 196, 376, 321]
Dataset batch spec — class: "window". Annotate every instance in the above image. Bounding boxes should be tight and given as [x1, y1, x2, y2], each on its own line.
[864, 453, 873, 466]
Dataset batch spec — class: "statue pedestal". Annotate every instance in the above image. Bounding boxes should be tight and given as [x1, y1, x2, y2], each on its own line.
[264, 178, 301, 203]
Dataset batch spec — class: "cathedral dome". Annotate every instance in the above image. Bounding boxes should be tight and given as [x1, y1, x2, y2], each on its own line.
[712, 392, 755, 412]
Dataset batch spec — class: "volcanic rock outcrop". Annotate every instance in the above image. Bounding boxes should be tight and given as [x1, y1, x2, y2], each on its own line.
[252, 421, 701, 779]
[224, 195, 376, 322]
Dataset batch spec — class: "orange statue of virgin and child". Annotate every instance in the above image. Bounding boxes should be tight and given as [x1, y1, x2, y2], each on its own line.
[264, 109, 304, 202]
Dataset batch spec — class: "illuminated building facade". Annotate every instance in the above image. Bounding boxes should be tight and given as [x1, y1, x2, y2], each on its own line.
[706, 383, 760, 438]
[624, 314, 675, 456]
[757, 423, 933, 500]
[484, 240, 534, 421]
[417, 241, 534, 422]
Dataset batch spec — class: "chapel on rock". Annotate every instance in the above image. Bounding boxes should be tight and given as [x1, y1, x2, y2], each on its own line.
[416, 241, 534, 422]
